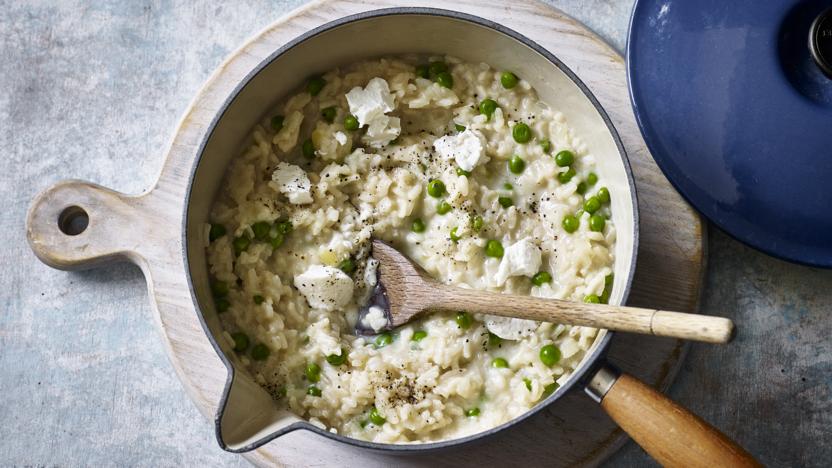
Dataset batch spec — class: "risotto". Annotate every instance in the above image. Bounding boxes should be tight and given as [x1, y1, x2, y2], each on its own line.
[204, 56, 615, 443]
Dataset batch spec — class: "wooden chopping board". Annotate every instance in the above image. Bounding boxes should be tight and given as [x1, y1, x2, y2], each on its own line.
[26, 0, 706, 466]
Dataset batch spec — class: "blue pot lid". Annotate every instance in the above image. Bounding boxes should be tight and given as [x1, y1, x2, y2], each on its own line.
[628, 0, 832, 268]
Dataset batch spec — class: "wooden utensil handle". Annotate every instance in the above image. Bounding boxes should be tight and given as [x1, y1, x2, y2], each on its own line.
[26, 180, 152, 271]
[599, 372, 761, 467]
[433, 285, 734, 343]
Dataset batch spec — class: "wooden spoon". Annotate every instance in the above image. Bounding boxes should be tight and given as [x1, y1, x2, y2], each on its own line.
[359, 239, 734, 343]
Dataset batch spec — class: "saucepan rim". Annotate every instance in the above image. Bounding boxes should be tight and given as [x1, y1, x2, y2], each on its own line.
[183, 6, 639, 453]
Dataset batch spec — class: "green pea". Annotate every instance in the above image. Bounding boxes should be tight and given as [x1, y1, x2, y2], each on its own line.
[523, 378, 533, 391]
[455, 123, 466, 132]
[554, 150, 574, 167]
[415, 64, 430, 79]
[231, 332, 250, 352]
[211, 281, 229, 298]
[302, 138, 315, 158]
[539, 344, 561, 367]
[321, 106, 337, 123]
[584, 294, 601, 304]
[512, 123, 532, 143]
[428, 61, 448, 76]
[472, 215, 484, 231]
[540, 139, 552, 153]
[337, 258, 355, 275]
[503, 183, 513, 190]
[412, 330, 428, 342]
[307, 385, 322, 397]
[488, 332, 502, 347]
[587, 172, 598, 186]
[269, 231, 284, 249]
[412, 218, 426, 233]
[557, 167, 576, 184]
[531, 271, 552, 286]
[270, 115, 285, 132]
[597, 187, 610, 204]
[305, 362, 321, 382]
[543, 382, 559, 397]
[233, 234, 251, 255]
[450, 227, 462, 243]
[576, 182, 588, 195]
[251, 343, 270, 361]
[455, 311, 472, 329]
[437, 200, 452, 215]
[369, 406, 386, 425]
[215, 298, 230, 314]
[209, 223, 226, 242]
[427, 179, 446, 198]
[276, 220, 293, 234]
[344, 114, 359, 131]
[456, 167, 471, 177]
[375, 332, 393, 348]
[492, 357, 509, 368]
[498, 196, 513, 208]
[253, 295, 265, 305]
[435, 71, 453, 88]
[584, 197, 601, 214]
[509, 155, 525, 174]
[359, 419, 369, 429]
[326, 349, 348, 366]
[562, 215, 579, 233]
[465, 407, 481, 417]
[306, 76, 326, 96]
[589, 214, 606, 232]
[479, 98, 498, 120]
[500, 71, 519, 89]
[252, 221, 271, 241]
[485, 240, 504, 258]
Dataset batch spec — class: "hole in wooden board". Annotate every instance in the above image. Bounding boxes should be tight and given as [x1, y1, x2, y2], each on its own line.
[58, 206, 89, 236]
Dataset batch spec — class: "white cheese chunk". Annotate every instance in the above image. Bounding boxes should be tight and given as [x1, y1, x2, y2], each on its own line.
[294, 265, 354, 311]
[335, 131, 348, 145]
[432, 129, 488, 172]
[364, 115, 401, 148]
[345, 77, 395, 127]
[346, 78, 400, 148]
[361, 305, 388, 332]
[271, 162, 313, 204]
[493, 238, 542, 287]
[484, 315, 538, 340]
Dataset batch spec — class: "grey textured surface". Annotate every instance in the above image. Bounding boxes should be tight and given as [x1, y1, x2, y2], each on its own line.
[2, 0, 829, 466]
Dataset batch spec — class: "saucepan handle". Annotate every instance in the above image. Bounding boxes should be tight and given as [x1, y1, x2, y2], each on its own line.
[26, 180, 153, 271]
[586, 365, 761, 467]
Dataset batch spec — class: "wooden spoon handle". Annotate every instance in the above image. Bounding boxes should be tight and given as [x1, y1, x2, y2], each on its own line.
[597, 372, 761, 467]
[432, 285, 734, 343]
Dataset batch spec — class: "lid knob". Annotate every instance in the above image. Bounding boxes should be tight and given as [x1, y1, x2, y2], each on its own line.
[810, 8, 832, 78]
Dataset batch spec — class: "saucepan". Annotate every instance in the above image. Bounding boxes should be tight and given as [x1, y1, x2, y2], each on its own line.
[26, 8, 757, 466]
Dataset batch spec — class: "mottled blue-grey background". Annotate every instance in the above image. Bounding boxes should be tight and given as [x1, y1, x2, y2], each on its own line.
[2, 1, 830, 466]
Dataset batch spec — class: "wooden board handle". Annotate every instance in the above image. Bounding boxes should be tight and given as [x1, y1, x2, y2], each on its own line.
[26, 180, 151, 270]
[600, 373, 761, 467]
[434, 286, 735, 343]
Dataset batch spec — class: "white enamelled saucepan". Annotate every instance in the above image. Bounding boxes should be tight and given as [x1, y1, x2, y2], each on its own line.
[25, 8, 758, 466]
